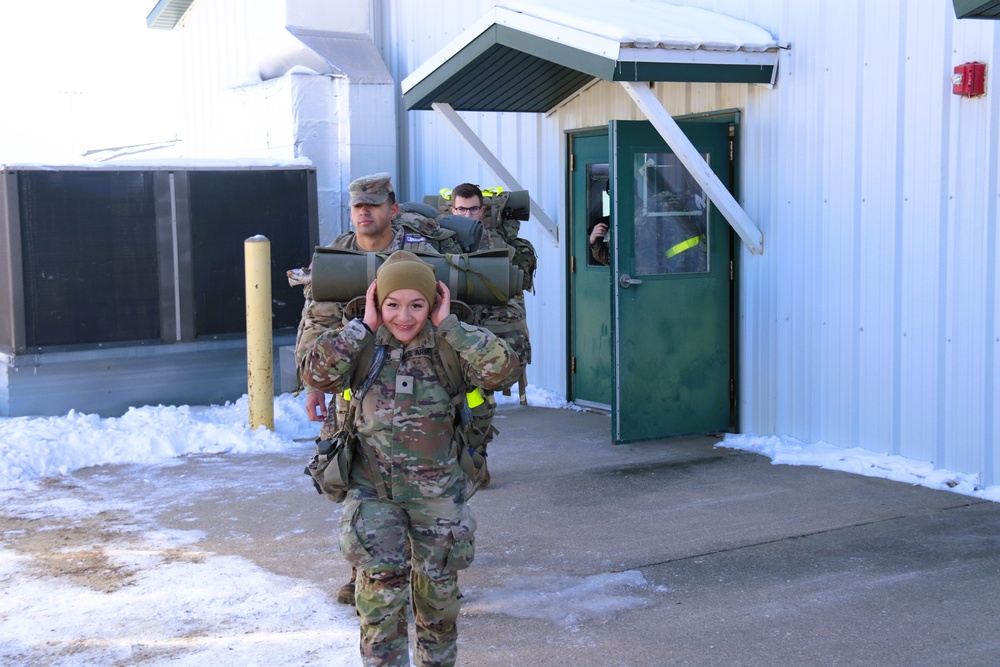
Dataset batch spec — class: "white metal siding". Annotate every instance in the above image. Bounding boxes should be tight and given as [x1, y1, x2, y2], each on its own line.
[175, 0, 260, 155]
[175, 0, 1000, 485]
[377, 0, 567, 395]
[387, 0, 1000, 485]
[704, 0, 1000, 485]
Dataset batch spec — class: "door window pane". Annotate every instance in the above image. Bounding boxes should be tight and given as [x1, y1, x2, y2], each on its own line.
[633, 152, 709, 275]
[586, 162, 610, 267]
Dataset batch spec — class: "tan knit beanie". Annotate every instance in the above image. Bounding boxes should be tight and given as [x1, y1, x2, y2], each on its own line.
[376, 251, 437, 308]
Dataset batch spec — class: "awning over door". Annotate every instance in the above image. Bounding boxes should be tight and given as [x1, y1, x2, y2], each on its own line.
[402, 1, 782, 112]
[402, 1, 782, 252]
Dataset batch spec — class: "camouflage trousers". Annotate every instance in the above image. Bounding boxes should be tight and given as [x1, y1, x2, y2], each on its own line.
[339, 487, 477, 667]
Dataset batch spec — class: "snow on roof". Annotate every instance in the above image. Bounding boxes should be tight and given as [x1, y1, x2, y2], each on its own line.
[499, 0, 780, 52]
[0, 157, 314, 171]
[402, 0, 782, 109]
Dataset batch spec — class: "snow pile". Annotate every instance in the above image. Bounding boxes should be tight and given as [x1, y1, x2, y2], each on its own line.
[721, 433, 1000, 503]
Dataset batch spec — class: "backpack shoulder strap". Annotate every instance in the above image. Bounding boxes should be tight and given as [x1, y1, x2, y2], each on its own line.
[428, 335, 470, 435]
[432, 336, 465, 400]
[433, 335, 493, 495]
[349, 341, 376, 395]
[347, 341, 390, 501]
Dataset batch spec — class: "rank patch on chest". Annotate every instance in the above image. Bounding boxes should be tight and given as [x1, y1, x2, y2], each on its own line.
[396, 374, 414, 394]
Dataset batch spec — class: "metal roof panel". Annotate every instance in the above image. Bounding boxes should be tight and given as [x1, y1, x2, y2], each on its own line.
[146, 0, 195, 30]
[402, 3, 781, 112]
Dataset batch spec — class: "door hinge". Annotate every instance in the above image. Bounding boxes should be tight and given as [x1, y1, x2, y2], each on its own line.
[570, 255, 575, 273]
[570, 153, 575, 171]
[730, 260, 734, 281]
[731, 378, 734, 399]
[571, 357, 576, 374]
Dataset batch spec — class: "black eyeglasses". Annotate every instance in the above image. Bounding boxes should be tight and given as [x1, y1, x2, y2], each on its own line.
[452, 205, 482, 214]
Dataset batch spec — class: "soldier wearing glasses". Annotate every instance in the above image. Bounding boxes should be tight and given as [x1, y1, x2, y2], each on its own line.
[448, 183, 509, 251]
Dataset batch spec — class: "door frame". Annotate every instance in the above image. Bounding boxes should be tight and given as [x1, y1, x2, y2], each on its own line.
[566, 125, 615, 411]
[565, 109, 743, 435]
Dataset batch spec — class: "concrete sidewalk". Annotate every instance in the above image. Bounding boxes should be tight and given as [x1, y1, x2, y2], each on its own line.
[162, 404, 1000, 666]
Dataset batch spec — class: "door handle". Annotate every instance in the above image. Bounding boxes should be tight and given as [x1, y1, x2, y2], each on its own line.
[618, 273, 643, 288]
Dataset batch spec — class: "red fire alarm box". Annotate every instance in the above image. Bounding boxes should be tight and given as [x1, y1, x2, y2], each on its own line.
[953, 62, 986, 97]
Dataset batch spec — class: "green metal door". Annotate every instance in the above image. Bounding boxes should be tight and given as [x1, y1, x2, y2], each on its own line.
[610, 120, 733, 443]
[569, 130, 613, 409]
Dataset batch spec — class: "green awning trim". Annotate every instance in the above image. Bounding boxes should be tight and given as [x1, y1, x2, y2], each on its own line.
[954, 0, 1000, 19]
[403, 20, 779, 113]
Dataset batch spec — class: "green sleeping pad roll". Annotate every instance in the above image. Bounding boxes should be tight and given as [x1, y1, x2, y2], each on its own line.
[311, 247, 523, 306]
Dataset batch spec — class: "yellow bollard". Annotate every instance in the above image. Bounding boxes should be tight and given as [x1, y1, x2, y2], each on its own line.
[245, 235, 274, 430]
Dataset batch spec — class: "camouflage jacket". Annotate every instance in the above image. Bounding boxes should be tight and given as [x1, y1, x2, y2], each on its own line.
[589, 237, 611, 267]
[288, 219, 465, 439]
[303, 315, 520, 500]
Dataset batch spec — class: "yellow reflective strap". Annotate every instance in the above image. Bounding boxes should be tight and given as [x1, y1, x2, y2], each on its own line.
[665, 234, 706, 259]
[481, 186, 503, 197]
[439, 187, 453, 200]
[342, 389, 351, 401]
[466, 387, 484, 408]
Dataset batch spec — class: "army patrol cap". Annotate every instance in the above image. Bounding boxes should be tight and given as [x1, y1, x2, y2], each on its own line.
[376, 250, 437, 308]
[349, 172, 394, 206]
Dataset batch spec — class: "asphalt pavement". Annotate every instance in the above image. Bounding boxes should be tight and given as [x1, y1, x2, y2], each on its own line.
[155, 404, 1000, 666]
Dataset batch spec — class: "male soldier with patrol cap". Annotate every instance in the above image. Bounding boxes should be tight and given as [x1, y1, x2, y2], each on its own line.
[289, 172, 462, 606]
[295, 173, 463, 428]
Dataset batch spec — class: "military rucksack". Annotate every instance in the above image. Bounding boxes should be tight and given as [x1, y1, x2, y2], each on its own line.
[394, 209, 463, 254]
[420, 188, 535, 395]
[427, 187, 538, 293]
[480, 188, 537, 294]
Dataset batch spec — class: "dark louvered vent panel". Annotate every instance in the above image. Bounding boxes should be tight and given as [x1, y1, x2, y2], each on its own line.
[188, 170, 311, 336]
[19, 171, 160, 347]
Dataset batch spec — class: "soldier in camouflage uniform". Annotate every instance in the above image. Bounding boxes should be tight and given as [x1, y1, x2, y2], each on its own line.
[444, 183, 533, 487]
[444, 183, 532, 378]
[289, 173, 463, 606]
[292, 173, 462, 436]
[448, 182, 509, 251]
[303, 251, 519, 667]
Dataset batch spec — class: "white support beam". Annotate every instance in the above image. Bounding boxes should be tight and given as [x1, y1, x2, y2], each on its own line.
[620, 81, 763, 255]
[431, 102, 559, 244]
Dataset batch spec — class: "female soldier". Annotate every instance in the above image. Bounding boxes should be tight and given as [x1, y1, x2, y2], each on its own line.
[303, 250, 520, 667]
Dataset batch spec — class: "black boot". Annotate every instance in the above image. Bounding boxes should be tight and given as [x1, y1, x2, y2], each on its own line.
[337, 567, 356, 605]
[478, 443, 491, 488]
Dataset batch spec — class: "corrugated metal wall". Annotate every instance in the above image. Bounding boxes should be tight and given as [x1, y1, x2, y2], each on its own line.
[174, 0, 260, 155]
[376, 0, 567, 396]
[726, 0, 1000, 487]
[385, 0, 1000, 485]
[171, 0, 1000, 485]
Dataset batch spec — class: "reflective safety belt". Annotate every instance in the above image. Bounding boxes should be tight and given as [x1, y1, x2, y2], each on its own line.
[346, 386, 484, 406]
[665, 234, 706, 259]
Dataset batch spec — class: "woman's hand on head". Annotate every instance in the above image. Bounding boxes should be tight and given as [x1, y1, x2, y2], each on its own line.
[431, 281, 451, 326]
[363, 280, 382, 332]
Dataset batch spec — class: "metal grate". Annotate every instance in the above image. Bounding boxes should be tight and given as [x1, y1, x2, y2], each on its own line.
[146, 0, 195, 30]
[19, 171, 161, 348]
